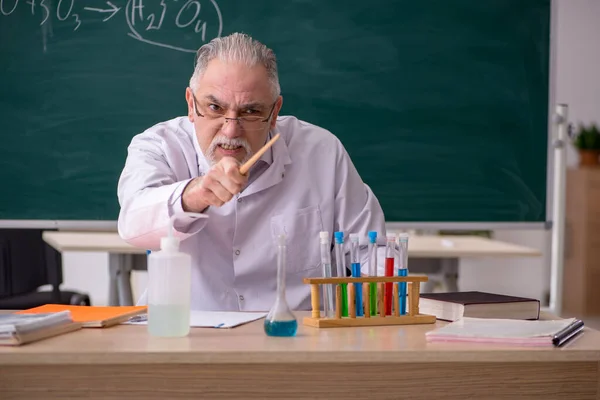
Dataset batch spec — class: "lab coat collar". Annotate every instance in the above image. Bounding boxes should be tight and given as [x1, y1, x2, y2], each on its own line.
[258, 132, 274, 166]
[240, 128, 292, 198]
[183, 118, 212, 175]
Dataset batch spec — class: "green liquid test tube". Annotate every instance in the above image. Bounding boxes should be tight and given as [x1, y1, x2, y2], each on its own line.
[369, 282, 378, 315]
[340, 283, 349, 317]
[334, 231, 348, 317]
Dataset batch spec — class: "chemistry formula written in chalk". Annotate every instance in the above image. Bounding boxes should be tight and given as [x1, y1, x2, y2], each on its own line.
[0, 0, 223, 53]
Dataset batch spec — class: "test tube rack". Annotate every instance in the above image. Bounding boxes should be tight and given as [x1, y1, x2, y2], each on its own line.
[303, 276, 436, 328]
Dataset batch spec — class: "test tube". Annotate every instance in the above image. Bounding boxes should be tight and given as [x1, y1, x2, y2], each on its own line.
[349, 233, 363, 317]
[334, 231, 348, 317]
[367, 231, 378, 316]
[319, 231, 335, 318]
[384, 233, 396, 316]
[397, 233, 409, 315]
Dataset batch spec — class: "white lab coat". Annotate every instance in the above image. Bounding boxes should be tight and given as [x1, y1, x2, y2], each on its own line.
[118, 115, 388, 311]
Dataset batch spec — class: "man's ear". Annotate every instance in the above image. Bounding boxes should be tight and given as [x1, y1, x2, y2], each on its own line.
[185, 87, 195, 122]
[270, 96, 283, 130]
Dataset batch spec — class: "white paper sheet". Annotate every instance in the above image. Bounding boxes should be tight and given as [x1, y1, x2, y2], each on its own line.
[425, 317, 582, 346]
[428, 317, 577, 338]
[124, 310, 267, 328]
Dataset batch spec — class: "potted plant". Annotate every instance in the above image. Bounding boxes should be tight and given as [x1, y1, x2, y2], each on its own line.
[570, 123, 600, 167]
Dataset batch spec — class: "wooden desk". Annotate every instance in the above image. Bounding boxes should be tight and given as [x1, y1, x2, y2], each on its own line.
[399, 235, 541, 258]
[42, 231, 145, 254]
[42, 231, 541, 306]
[42, 231, 146, 307]
[397, 235, 541, 293]
[0, 312, 598, 399]
[42, 231, 540, 258]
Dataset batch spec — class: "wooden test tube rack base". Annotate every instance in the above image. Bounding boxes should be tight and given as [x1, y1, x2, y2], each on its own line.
[303, 276, 436, 328]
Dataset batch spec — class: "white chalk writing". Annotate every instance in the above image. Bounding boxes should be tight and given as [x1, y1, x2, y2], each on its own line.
[1, 0, 223, 53]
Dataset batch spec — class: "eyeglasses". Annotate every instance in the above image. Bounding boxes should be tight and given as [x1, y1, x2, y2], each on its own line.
[191, 91, 276, 131]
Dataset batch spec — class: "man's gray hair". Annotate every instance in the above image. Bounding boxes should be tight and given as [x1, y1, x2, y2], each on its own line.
[189, 33, 281, 99]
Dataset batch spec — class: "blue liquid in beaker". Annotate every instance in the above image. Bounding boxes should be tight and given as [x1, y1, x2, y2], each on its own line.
[264, 319, 298, 337]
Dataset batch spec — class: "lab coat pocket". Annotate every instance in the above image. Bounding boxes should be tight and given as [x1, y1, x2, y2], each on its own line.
[270, 205, 323, 274]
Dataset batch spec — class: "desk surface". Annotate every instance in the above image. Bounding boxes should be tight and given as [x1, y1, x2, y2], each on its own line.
[42, 231, 541, 258]
[1, 312, 597, 366]
[1, 311, 598, 399]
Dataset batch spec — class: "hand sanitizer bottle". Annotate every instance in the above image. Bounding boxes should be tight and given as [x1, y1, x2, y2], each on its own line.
[147, 212, 206, 337]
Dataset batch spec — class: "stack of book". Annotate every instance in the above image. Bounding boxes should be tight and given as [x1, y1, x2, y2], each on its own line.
[1, 305, 148, 346]
[419, 291, 541, 322]
[16, 304, 147, 327]
[0, 310, 81, 346]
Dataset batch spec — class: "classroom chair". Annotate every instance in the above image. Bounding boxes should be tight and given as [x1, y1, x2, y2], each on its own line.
[0, 228, 91, 309]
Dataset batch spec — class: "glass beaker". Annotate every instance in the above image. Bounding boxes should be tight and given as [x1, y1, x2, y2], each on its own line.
[264, 234, 297, 337]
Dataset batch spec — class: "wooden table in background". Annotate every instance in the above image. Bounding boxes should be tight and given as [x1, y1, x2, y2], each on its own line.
[0, 311, 598, 399]
[42, 231, 541, 305]
[42, 231, 146, 307]
[398, 234, 542, 292]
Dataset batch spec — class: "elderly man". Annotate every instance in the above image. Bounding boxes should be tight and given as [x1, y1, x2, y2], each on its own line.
[117, 32, 386, 311]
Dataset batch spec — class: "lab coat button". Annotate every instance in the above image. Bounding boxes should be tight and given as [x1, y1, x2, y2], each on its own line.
[235, 249, 241, 255]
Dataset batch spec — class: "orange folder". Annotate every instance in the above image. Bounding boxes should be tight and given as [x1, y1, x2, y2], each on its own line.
[16, 304, 147, 328]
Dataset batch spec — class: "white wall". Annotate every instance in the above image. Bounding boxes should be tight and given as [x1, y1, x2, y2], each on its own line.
[59, 252, 147, 306]
[458, 230, 551, 304]
[60, 252, 111, 306]
[555, 0, 600, 161]
[58, 0, 600, 307]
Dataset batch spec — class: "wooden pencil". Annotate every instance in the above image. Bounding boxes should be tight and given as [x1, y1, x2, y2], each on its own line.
[239, 133, 280, 175]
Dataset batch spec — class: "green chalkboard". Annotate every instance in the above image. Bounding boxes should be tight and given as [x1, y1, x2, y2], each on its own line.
[0, 0, 550, 223]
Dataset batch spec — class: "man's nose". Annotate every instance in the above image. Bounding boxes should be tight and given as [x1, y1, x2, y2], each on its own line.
[220, 117, 242, 138]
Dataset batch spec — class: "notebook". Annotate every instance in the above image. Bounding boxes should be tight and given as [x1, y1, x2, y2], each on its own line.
[16, 305, 147, 328]
[426, 317, 584, 347]
[419, 291, 540, 321]
[0, 311, 82, 345]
